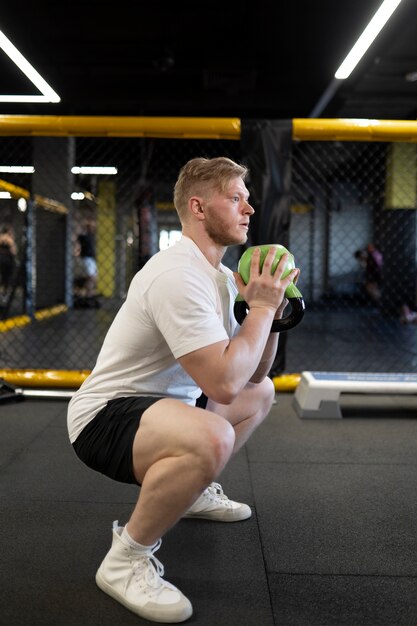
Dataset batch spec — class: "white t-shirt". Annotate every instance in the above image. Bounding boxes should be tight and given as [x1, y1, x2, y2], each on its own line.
[67, 236, 239, 443]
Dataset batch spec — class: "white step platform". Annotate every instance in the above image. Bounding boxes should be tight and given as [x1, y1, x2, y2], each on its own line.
[293, 371, 417, 419]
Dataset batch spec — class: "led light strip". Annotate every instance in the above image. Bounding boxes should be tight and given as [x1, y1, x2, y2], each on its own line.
[335, 0, 403, 79]
[0, 29, 60, 103]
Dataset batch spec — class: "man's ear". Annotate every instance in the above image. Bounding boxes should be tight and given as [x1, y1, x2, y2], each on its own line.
[189, 197, 205, 219]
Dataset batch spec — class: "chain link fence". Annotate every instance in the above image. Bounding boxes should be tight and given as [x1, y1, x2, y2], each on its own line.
[0, 124, 416, 376]
[0, 135, 241, 371]
[287, 139, 417, 373]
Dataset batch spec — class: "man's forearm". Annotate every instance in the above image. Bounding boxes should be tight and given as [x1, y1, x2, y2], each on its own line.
[250, 332, 279, 382]
[219, 307, 276, 396]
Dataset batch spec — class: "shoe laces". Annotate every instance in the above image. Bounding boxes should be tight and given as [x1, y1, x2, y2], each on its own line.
[128, 539, 167, 595]
[205, 482, 233, 508]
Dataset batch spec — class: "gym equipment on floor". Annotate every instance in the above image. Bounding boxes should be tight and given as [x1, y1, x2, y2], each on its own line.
[293, 371, 417, 418]
[0, 377, 75, 403]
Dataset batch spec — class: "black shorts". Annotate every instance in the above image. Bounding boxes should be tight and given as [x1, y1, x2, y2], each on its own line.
[72, 393, 208, 486]
[73, 396, 162, 485]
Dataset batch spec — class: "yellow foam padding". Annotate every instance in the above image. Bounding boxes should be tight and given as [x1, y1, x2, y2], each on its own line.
[0, 178, 30, 199]
[0, 369, 91, 388]
[0, 115, 241, 140]
[293, 118, 417, 143]
[0, 178, 67, 213]
[0, 315, 31, 332]
[273, 373, 301, 392]
[34, 304, 68, 320]
[0, 305, 68, 333]
[1, 369, 300, 392]
[34, 194, 68, 214]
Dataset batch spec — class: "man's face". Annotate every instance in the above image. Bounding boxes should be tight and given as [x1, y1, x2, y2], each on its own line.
[202, 177, 254, 246]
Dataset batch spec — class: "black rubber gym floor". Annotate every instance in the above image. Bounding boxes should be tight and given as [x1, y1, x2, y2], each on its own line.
[2, 392, 417, 626]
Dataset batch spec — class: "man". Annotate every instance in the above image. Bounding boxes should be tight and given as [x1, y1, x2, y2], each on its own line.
[67, 156, 298, 623]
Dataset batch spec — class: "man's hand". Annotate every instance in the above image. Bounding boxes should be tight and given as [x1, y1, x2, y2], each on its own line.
[234, 247, 299, 316]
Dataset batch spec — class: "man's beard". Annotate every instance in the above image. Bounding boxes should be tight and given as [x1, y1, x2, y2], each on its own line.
[204, 217, 248, 247]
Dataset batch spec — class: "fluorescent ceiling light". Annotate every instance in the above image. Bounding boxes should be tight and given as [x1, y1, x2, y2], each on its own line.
[335, 0, 403, 79]
[72, 166, 118, 175]
[0, 29, 60, 103]
[0, 191, 12, 199]
[0, 165, 34, 173]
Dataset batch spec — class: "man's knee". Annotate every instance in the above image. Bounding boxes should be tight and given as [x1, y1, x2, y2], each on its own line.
[193, 415, 235, 479]
[261, 376, 276, 408]
[249, 376, 275, 415]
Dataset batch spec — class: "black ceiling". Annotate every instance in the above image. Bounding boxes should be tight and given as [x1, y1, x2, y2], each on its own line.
[0, 0, 416, 121]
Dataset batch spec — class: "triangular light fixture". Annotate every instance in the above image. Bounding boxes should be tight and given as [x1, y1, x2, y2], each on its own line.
[0, 29, 60, 103]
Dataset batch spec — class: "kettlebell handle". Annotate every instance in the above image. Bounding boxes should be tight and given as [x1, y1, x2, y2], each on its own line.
[234, 297, 305, 332]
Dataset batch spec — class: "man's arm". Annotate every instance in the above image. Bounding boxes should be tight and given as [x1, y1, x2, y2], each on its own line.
[178, 249, 298, 404]
[249, 327, 279, 384]
[249, 294, 293, 382]
[179, 305, 275, 404]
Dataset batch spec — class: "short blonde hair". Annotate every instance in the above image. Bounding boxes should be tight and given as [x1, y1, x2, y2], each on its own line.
[173, 157, 248, 223]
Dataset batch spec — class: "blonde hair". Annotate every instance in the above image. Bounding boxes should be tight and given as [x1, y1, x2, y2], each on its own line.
[173, 157, 248, 223]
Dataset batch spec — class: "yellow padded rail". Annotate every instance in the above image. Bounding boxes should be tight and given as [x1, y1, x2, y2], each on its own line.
[1, 115, 417, 142]
[0, 370, 301, 391]
[0, 369, 90, 388]
[293, 118, 417, 142]
[0, 178, 68, 212]
[2, 115, 417, 142]
[0, 116, 241, 140]
[0, 305, 68, 333]
[0, 178, 30, 199]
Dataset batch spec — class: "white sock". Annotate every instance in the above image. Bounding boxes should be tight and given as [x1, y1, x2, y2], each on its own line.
[121, 525, 153, 552]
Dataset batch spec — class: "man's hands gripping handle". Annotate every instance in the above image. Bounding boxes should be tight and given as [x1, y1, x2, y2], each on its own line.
[233, 245, 305, 332]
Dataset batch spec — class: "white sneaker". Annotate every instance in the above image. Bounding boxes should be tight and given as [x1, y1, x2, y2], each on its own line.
[96, 521, 193, 623]
[183, 482, 252, 522]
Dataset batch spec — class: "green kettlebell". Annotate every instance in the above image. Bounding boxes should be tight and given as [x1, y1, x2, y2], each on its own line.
[234, 244, 305, 332]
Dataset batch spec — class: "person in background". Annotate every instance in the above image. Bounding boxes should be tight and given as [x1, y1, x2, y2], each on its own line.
[354, 243, 383, 305]
[0, 224, 17, 303]
[400, 302, 417, 324]
[77, 217, 98, 298]
[67, 156, 299, 623]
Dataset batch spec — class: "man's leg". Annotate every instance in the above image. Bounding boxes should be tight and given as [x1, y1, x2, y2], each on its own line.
[128, 399, 236, 544]
[96, 399, 235, 623]
[207, 376, 275, 453]
[183, 376, 275, 522]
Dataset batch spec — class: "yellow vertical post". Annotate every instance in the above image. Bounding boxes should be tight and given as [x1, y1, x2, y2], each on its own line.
[382, 143, 417, 315]
[96, 181, 116, 297]
[385, 143, 417, 209]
